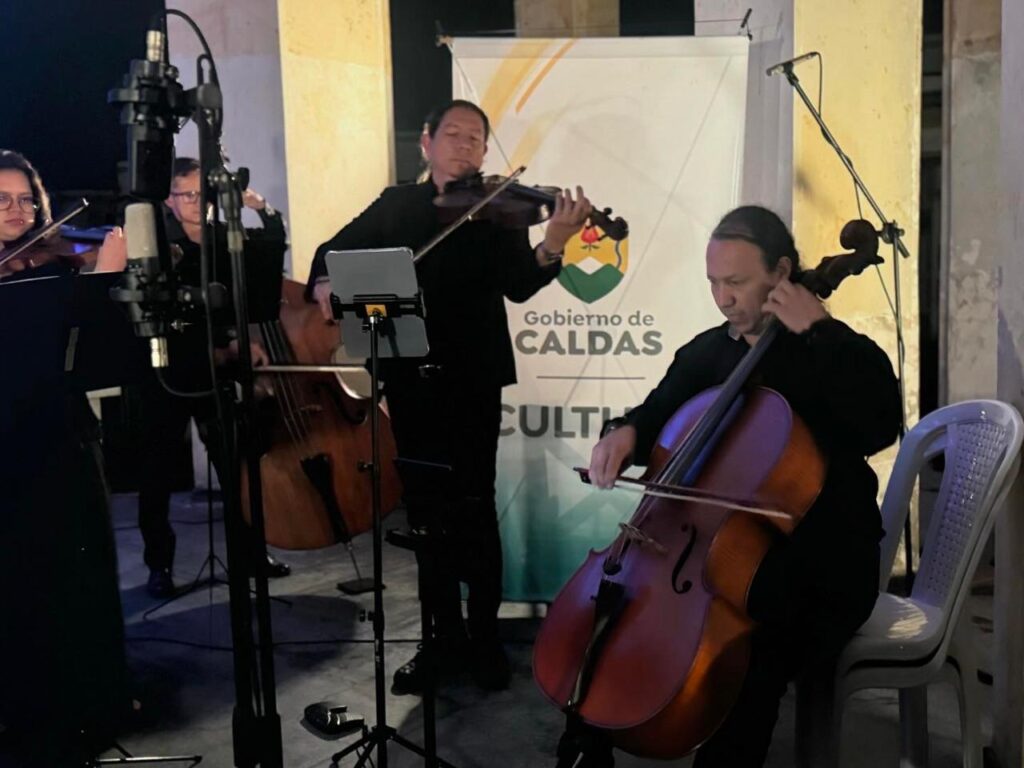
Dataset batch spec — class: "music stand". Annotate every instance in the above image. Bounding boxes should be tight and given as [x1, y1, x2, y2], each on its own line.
[0, 271, 201, 768]
[322, 248, 456, 768]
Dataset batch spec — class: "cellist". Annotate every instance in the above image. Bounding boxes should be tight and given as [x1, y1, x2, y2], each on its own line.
[583, 205, 902, 767]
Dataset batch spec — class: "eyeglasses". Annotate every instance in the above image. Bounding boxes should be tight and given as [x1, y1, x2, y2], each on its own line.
[170, 190, 202, 203]
[0, 193, 40, 213]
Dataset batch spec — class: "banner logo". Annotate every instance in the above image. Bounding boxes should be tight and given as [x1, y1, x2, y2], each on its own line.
[556, 225, 630, 303]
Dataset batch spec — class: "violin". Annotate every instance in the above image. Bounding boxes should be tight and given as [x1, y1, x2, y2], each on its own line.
[533, 220, 881, 759]
[434, 168, 628, 240]
[0, 200, 98, 279]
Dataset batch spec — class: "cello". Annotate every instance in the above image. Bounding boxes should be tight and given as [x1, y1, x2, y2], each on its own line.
[533, 220, 882, 758]
[240, 278, 402, 550]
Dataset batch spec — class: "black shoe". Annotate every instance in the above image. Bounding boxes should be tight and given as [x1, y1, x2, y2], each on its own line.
[391, 637, 469, 696]
[147, 568, 176, 599]
[391, 647, 429, 696]
[470, 639, 510, 691]
[262, 553, 291, 578]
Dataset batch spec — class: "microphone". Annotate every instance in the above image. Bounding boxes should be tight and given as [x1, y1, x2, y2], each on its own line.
[121, 202, 171, 368]
[766, 51, 819, 77]
[108, 15, 190, 201]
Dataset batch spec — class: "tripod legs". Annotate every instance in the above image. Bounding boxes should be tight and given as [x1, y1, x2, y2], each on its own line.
[331, 725, 460, 768]
[328, 317, 458, 768]
[140, 490, 291, 621]
[329, 527, 458, 768]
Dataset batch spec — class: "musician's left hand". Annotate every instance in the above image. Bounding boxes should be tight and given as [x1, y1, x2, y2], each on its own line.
[95, 226, 127, 273]
[541, 185, 593, 256]
[762, 280, 828, 334]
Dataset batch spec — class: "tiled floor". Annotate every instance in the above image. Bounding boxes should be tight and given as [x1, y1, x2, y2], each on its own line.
[97, 491, 985, 768]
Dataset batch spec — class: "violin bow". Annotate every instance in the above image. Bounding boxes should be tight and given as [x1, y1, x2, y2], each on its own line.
[412, 166, 527, 265]
[574, 467, 791, 521]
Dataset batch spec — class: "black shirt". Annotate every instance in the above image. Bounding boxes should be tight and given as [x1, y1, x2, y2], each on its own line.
[161, 206, 287, 390]
[307, 181, 561, 387]
[624, 317, 902, 574]
[165, 205, 287, 293]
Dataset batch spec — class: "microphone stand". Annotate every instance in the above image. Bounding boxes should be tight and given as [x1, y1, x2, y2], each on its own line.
[195, 79, 284, 768]
[778, 62, 915, 585]
[108, 10, 283, 764]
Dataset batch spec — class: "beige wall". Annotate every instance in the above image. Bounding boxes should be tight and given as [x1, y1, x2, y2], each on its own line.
[792, 0, 922, 498]
[277, 0, 394, 281]
[166, 0, 290, 248]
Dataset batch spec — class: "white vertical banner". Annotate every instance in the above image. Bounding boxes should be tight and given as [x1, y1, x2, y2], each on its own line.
[451, 36, 749, 600]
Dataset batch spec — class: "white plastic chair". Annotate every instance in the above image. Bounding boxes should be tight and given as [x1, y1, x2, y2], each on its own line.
[795, 399, 1024, 768]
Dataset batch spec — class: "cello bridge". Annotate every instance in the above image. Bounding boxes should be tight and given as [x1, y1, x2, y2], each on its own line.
[617, 522, 667, 555]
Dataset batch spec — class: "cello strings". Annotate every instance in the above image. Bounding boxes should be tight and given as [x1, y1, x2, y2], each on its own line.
[259, 321, 309, 449]
[260, 322, 305, 446]
[268, 323, 317, 449]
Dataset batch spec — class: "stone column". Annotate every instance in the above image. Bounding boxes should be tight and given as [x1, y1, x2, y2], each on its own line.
[944, 0, 1001, 403]
[994, 0, 1024, 762]
[277, 0, 394, 280]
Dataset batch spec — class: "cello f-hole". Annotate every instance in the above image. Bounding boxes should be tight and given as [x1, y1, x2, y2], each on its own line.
[671, 523, 698, 594]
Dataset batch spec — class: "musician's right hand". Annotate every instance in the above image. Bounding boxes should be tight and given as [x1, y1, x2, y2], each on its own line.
[313, 279, 334, 322]
[588, 424, 637, 489]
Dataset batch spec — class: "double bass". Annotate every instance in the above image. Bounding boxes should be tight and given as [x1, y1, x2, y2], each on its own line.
[533, 220, 882, 758]
[240, 279, 402, 550]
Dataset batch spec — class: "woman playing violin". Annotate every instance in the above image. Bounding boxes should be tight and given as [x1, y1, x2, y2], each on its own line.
[306, 99, 592, 695]
[0, 148, 129, 765]
[0, 148, 125, 280]
[580, 206, 902, 768]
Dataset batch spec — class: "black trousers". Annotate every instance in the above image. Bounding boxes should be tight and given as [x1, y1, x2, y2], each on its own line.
[384, 372, 504, 642]
[130, 374, 196, 571]
[0, 434, 128, 766]
[130, 373, 275, 574]
[690, 537, 880, 767]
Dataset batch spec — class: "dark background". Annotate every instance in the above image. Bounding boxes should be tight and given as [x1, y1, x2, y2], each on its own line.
[1, 0, 943, 418]
[0, 0, 166, 198]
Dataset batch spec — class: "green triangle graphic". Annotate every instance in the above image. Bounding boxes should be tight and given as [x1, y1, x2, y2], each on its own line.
[557, 263, 624, 303]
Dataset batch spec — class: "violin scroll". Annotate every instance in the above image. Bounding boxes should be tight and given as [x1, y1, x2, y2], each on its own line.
[797, 218, 881, 299]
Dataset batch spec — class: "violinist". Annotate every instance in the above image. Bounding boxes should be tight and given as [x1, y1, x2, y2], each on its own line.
[0, 149, 129, 765]
[0, 148, 126, 280]
[126, 156, 290, 598]
[307, 99, 592, 694]
[583, 205, 902, 767]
